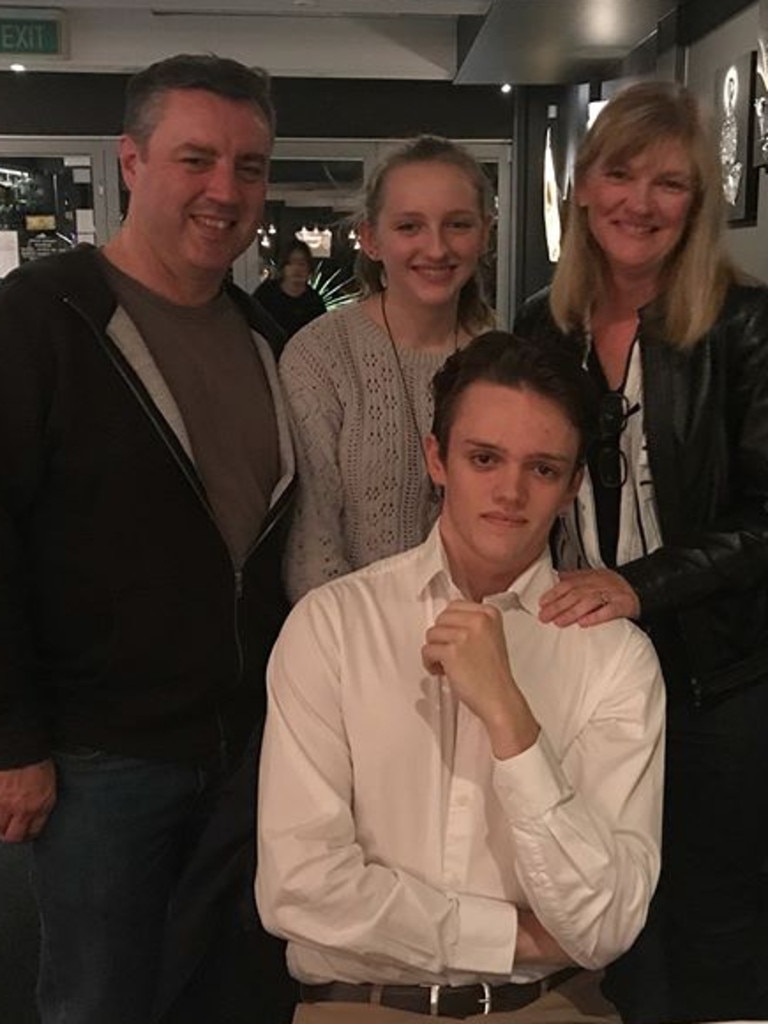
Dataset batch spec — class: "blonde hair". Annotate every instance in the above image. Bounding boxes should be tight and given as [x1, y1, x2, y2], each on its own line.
[551, 80, 737, 348]
[353, 135, 496, 331]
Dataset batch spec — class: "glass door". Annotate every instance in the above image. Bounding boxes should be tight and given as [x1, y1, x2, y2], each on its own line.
[0, 137, 120, 277]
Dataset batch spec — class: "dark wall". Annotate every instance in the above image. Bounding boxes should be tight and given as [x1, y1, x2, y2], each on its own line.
[513, 86, 562, 306]
[0, 72, 513, 139]
[273, 79, 513, 138]
[677, 0, 754, 44]
[512, 83, 589, 307]
[0, 73, 126, 135]
[618, 0, 756, 77]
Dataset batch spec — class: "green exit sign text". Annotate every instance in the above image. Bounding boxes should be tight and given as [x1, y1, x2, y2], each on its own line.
[0, 13, 63, 55]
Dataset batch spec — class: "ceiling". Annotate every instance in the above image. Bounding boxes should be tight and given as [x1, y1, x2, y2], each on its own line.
[0, 0, 673, 82]
[1, 0, 491, 13]
[457, 0, 676, 84]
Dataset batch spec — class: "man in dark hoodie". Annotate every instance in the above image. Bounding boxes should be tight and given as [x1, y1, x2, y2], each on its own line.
[0, 53, 295, 1024]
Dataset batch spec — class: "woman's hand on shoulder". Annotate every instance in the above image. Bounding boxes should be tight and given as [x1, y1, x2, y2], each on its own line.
[539, 568, 640, 627]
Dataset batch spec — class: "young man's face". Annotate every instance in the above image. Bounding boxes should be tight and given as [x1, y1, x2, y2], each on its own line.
[425, 381, 582, 600]
[119, 88, 272, 299]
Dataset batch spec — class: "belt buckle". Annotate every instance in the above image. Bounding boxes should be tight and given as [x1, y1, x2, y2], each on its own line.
[429, 982, 492, 1017]
[429, 985, 441, 1017]
[479, 982, 492, 1014]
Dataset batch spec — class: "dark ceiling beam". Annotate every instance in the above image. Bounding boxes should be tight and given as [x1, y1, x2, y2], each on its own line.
[457, 14, 486, 68]
[453, 0, 754, 87]
[677, 0, 754, 46]
[454, 0, 666, 85]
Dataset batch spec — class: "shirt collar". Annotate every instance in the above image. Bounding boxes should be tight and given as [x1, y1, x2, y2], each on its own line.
[414, 522, 556, 615]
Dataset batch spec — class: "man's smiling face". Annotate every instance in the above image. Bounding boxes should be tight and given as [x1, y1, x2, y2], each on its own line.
[119, 87, 271, 300]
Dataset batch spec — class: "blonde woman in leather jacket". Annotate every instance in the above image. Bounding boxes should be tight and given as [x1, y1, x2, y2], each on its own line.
[515, 81, 768, 1024]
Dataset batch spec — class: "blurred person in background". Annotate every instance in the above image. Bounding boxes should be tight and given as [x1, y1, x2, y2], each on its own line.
[255, 238, 326, 354]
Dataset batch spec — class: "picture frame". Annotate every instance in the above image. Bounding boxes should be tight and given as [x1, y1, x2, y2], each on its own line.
[715, 51, 759, 224]
[756, 0, 768, 167]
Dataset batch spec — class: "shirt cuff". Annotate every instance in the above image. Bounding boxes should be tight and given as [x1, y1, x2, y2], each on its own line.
[492, 732, 573, 821]
[449, 893, 517, 976]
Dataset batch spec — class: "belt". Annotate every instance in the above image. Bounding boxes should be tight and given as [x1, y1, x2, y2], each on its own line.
[300, 966, 582, 1018]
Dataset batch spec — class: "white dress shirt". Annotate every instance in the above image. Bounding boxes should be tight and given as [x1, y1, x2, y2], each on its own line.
[257, 526, 664, 987]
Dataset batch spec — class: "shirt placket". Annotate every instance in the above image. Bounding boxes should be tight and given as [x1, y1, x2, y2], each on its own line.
[442, 701, 482, 892]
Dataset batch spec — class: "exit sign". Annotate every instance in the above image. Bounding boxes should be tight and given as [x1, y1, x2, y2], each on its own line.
[0, 9, 65, 56]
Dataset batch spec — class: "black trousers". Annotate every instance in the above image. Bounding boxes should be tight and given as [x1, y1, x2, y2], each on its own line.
[605, 678, 768, 1023]
[153, 730, 298, 1024]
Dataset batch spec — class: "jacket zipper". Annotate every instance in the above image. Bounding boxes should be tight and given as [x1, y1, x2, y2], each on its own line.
[62, 295, 295, 734]
[62, 296, 212, 509]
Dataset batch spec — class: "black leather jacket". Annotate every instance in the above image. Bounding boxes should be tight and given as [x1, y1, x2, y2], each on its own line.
[515, 283, 768, 706]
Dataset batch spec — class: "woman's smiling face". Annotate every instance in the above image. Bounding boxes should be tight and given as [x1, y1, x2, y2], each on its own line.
[576, 138, 695, 285]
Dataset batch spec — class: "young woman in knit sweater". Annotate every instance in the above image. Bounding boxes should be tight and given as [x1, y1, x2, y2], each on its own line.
[280, 135, 495, 601]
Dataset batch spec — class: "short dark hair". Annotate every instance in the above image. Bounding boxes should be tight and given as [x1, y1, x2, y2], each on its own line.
[124, 53, 275, 147]
[431, 331, 598, 464]
[278, 239, 314, 272]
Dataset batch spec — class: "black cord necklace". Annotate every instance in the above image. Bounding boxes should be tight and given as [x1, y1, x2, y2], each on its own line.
[379, 290, 459, 505]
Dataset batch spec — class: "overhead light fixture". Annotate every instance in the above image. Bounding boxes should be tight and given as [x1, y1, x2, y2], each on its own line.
[0, 167, 30, 181]
[501, 83, 512, 95]
[10, 63, 26, 73]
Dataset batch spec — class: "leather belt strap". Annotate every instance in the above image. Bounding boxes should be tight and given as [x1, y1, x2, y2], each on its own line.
[301, 966, 582, 1018]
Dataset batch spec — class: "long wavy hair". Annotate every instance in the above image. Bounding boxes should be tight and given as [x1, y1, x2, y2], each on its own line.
[551, 80, 737, 348]
[353, 135, 496, 331]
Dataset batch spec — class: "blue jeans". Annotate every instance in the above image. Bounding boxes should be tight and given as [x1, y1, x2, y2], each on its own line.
[31, 748, 218, 1024]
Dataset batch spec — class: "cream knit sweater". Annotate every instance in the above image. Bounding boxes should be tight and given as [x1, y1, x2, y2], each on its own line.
[280, 302, 449, 602]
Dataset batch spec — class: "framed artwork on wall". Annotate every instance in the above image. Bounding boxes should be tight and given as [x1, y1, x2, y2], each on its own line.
[715, 52, 759, 223]
[756, 0, 768, 167]
[543, 124, 561, 263]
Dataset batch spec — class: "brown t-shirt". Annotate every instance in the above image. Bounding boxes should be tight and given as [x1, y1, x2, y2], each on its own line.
[101, 256, 279, 568]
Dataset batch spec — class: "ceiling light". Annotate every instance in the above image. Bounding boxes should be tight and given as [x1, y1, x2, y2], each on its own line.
[10, 63, 26, 73]
[500, 83, 512, 95]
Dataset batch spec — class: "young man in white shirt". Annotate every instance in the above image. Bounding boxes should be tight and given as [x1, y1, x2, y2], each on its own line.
[257, 332, 664, 1023]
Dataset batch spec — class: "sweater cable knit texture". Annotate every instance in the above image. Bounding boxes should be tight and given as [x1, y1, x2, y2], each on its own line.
[280, 302, 448, 601]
